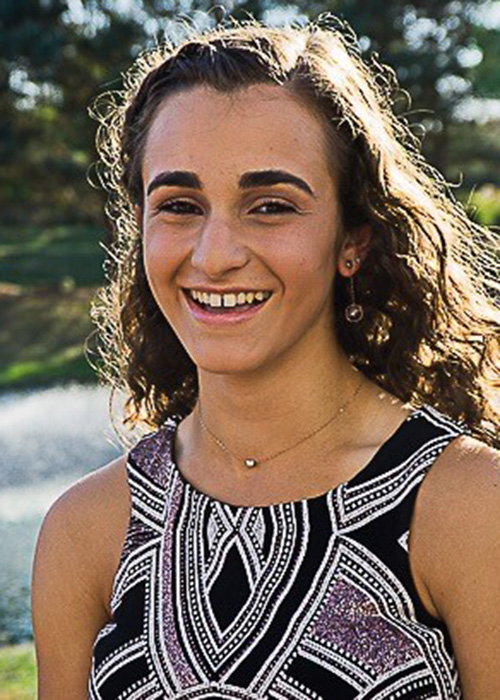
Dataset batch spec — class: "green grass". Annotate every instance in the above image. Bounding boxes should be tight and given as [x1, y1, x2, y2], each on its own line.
[469, 185, 500, 225]
[0, 224, 108, 288]
[0, 224, 109, 392]
[0, 286, 100, 392]
[0, 643, 36, 700]
[458, 184, 500, 226]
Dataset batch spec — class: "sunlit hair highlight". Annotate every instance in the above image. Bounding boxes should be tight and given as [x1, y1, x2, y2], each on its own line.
[87, 13, 500, 449]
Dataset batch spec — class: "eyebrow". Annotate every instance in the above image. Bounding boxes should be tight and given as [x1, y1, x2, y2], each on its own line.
[146, 169, 316, 198]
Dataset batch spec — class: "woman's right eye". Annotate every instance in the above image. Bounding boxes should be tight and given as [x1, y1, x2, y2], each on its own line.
[154, 200, 201, 215]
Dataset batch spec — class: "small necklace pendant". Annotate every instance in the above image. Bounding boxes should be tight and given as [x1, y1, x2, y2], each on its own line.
[244, 458, 258, 468]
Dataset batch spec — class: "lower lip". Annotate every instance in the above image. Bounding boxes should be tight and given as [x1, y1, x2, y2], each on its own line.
[183, 291, 272, 326]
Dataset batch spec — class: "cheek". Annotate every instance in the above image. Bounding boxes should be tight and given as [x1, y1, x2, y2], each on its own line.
[281, 238, 337, 300]
[141, 236, 183, 314]
[143, 228, 183, 277]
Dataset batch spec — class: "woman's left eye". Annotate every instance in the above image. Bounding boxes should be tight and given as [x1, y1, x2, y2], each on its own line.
[251, 201, 297, 215]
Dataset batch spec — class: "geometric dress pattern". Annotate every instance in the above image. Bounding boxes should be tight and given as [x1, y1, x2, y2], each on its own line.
[89, 403, 471, 699]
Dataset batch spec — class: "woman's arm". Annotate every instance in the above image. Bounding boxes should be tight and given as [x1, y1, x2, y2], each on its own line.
[31, 454, 129, 699]
[418, 434, 500, 699]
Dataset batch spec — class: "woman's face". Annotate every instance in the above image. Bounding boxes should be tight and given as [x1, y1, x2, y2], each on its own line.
[139, 83, 346, 374]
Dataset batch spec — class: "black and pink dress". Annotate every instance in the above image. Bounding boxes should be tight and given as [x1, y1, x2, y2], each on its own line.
[89, 403, 469, 699]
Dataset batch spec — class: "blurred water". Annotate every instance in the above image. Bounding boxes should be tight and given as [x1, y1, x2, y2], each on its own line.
[0, 383, 125, 643]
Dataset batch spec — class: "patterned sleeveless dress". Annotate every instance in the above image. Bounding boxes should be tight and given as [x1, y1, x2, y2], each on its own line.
[89, 403, 470, 699]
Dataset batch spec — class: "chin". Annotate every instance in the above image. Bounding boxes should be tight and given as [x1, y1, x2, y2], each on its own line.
[189, 347, 273, 376]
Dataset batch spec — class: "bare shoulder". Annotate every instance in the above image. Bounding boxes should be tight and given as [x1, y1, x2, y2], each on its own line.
[51, 450, 130, 524]
[418, 433, 500, 549]
[32, 450, 131, 699]
[413, 432, 500, 698]
[39, 450, 131, 612]
[416, 433, 500, 598]
[416, 429, 497, 493]
[423, 431, 500, 492]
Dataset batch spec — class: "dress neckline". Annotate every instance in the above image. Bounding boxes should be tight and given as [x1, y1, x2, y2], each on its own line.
[165, 404, 424, 511]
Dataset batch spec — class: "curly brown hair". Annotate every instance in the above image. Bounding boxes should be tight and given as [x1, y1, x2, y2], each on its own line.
[86, 13, 500, 450]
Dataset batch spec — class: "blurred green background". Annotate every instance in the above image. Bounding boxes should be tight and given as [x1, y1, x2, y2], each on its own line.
[1, 1, 499, 696]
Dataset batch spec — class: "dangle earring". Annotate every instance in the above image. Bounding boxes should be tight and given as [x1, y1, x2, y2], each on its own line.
[345, 257, 364, 323]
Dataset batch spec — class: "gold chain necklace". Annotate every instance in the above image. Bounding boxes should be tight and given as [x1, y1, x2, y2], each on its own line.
[196, 378, 364, 468]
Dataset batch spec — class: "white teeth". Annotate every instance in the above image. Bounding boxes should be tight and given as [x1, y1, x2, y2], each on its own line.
[189, 289, 271, 308]
[223, 293, 237, 307]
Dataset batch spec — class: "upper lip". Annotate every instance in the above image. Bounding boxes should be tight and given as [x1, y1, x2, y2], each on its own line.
[183, 287, 272, 294]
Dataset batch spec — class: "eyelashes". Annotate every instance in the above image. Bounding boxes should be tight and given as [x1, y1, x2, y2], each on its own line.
[152, 198, 298, 216]
[255, 201, 297, 215]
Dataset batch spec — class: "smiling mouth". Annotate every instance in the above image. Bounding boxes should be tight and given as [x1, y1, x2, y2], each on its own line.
[182, 289, 274, 321]
[183, 289, 272, 313]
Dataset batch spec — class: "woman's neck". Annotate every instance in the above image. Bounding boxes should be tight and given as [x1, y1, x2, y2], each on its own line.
[185, 342, 373, 478]
[173, 353, 408, 506]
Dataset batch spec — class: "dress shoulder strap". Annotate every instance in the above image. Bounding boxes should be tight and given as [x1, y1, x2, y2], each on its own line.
[128, 419, 177, 490]
[108, 421, 178, 613]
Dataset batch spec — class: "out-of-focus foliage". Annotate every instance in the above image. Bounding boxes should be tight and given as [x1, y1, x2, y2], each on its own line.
[289, 0, 500, 189]
[0, 0, 499, 226]
[1, 0, 147, 225]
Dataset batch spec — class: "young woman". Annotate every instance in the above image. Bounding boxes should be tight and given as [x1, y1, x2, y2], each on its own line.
[31, 13, 500, 700]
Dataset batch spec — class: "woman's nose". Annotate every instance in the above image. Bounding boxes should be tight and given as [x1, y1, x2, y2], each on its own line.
[190, 217, 249, 277]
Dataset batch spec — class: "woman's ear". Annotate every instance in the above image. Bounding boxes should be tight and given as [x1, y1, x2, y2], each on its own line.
[337, 223, 372, 276]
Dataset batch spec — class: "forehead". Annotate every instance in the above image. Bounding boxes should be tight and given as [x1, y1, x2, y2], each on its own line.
[142, 83, 335, 184]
